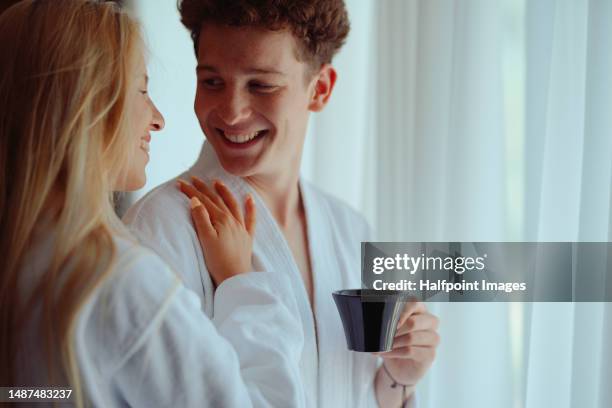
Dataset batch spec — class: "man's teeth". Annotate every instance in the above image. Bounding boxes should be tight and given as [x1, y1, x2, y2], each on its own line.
[140, 140, 150, 153]
[223, 131, 261, 144]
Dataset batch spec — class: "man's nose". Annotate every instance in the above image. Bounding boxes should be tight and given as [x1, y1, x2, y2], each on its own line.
[217, 88, 251, 126]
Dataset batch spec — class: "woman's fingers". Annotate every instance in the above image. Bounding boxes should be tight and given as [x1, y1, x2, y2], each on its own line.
[179, 179, 210, 206]
[244, 194, 256, 236]
[179, 180, 225, 223]
[180, 177, 255, 231]
[190, 176, 225, 210]
[190, 197, 216, 238]
[213, 180, 242, 222]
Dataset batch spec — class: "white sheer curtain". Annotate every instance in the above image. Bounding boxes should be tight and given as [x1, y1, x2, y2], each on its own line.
[523, 0, 611, 407]
[304, 0, 612, 407]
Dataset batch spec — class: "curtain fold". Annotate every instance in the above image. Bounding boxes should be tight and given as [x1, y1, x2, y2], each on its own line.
[523, 1, 612, 407]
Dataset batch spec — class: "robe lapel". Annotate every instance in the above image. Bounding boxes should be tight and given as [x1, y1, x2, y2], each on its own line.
[188, 143, 319, 406]
[301, 181, 353, 408]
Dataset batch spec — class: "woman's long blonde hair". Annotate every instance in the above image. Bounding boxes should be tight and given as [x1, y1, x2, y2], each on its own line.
[0, 0, 142, 404]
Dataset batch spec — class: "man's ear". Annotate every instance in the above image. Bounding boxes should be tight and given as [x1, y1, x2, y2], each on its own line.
[308, 64, 337, 112]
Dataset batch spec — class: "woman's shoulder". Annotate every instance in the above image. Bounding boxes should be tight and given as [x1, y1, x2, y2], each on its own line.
[112, 235, 172, 270]
[108, 235, 180, 295]
[74, 235, 184, 375]
[93, 235, 182, 322]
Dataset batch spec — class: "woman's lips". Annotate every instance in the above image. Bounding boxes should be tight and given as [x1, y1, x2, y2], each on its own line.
[140, 135, 150, 153]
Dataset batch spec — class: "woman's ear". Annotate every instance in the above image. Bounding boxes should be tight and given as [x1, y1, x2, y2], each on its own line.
[308, 64, 337, 112]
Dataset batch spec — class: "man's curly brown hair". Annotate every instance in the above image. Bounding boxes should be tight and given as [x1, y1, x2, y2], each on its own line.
[178, 0, 350, 73]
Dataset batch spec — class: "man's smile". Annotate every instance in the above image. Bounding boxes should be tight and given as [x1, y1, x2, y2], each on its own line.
[215, 127, 269, 148]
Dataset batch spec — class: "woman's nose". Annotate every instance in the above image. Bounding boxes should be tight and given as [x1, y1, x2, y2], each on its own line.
[150, 102, 165, 131]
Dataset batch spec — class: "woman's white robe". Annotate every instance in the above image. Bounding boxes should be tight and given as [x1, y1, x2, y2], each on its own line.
[17, 235, 305, 407]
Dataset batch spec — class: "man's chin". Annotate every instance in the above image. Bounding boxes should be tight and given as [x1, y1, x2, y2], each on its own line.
[218, 156, 260, 178]
[206, 136, 263, 174]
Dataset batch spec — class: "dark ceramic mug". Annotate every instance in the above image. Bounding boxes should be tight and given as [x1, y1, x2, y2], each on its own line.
[332, 289, 410, 352]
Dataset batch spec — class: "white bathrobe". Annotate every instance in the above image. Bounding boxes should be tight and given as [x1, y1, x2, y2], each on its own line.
[17, 234, 305, 408]
[123, 142, 380, 407]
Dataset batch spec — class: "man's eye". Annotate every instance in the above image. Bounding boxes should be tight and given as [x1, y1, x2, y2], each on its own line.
[139, 89, 148, 95]
[201, 78, 223, 88]
[249, 82, 277, 92]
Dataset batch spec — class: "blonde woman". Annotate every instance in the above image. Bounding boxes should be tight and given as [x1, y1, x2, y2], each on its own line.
[0, 1, 304, 407]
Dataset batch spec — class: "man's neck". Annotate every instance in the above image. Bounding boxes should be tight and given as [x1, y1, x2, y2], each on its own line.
[245, 168, 301, 229]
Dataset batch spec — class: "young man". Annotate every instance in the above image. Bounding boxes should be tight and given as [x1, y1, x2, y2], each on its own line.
[124, 0, 439, 406]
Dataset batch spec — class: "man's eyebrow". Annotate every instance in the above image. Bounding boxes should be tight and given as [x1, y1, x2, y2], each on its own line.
[196, 65, 217, 73]
[196, 64, 285, 75]
[144, 75, 149, 85]
[245, 67, 285, 75]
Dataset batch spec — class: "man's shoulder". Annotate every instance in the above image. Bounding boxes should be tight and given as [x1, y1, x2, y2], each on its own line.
[123, 176, 189, 228]
[121, 174, 208, 304]
[121, 174, 199, 264]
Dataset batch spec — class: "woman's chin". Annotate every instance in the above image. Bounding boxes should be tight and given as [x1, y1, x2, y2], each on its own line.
[128, 174, 147, 191]
[114, 173, 146, 192]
